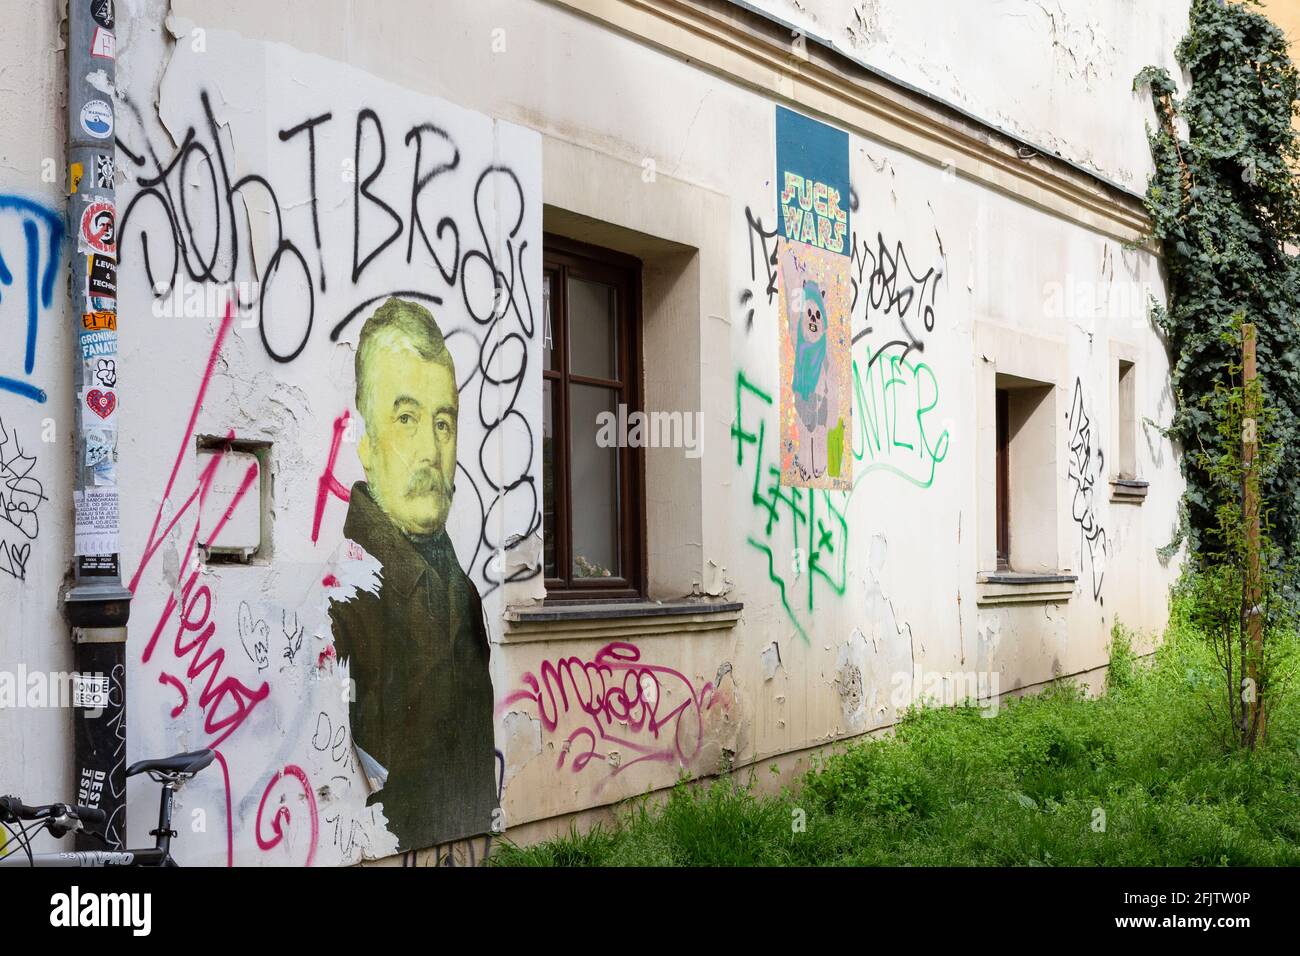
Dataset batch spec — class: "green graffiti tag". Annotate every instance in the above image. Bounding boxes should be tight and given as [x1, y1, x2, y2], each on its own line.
[851, 345, 949, 489]
[733, 371, 849, 643]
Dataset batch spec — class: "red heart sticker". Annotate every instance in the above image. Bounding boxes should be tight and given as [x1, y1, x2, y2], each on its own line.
[86, 388, 116, 419]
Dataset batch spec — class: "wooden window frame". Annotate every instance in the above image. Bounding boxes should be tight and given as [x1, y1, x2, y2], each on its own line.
[542, 234, 646, 602]
[995, 387, 1010, 571]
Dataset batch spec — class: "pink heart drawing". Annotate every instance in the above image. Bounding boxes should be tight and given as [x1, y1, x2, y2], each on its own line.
[86, 388, 116, 420]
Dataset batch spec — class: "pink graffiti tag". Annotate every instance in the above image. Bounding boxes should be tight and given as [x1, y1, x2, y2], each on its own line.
[129, 304, 270, 750]
[255, 765, 319, 867]
[129, 304, 280, 866]
[312, 410, 351, 543]
[497, 642, 724, 776]
[157, 672, 188, 718]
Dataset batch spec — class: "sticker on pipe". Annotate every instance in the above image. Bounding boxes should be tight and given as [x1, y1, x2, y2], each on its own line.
[84, 428, 116, 468]
[85, 254, 116, 303]
[82, 311, 116, 333]
[92, 455, 118, 487]
[83, 387, 118, 425]
[80, 329, 117, 360]
[91, 0, 114, 29]
[73, 488, 119, 557]
[79, 100, 113, 139]
[78, 196, 115, 257]
[90, 28, 115, 60]
[86, 357, 116, 389]
[94, 154, 114, 188]
[78, 554, 119, 577]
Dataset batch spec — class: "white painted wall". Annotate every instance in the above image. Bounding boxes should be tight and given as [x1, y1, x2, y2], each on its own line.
[0, 0, 77, 857]
[0, 0, 1184, 864]
[745, 0, 1191, 190]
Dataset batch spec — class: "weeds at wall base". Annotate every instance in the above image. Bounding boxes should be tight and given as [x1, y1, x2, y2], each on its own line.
[492, 601, 1300, 867]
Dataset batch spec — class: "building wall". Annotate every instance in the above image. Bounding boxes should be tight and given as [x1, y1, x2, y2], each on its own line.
[739, 0, 1191, 190]
[0, 0, 78, 853]
[1259, 0, 1300, 137]
[1, 0, 1184, 864]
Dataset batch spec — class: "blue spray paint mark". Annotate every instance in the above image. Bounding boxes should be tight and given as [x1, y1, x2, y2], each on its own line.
[0, 376, 46, 403]
[0, 195, 64, 404]
[23, 219, 38, 374]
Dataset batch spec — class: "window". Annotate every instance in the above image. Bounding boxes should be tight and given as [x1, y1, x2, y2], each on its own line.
[992, 374, 1057, 573]
[1116, 359, 1136, 479]
[541, 236, 644, 600]
[996, 389, 1009, 570]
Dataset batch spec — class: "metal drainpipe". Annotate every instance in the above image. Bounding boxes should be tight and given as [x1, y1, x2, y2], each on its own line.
[65, 0, 131, 851]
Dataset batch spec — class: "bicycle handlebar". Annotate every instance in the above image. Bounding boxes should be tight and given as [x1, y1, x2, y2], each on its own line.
[0, 795, 37, 822]
[74, 805, 107, 825]
[0, 795, 105, 826]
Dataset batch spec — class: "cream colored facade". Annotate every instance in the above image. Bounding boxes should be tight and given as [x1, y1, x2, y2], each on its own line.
[1, 0, 1188, 864]
[1260, 0, 1300, 136]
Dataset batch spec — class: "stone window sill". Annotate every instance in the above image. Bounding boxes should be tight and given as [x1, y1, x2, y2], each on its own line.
[1110, 478, 1149, 504]
[501, 600, 743, 643]
[976, 572, 1077, 607]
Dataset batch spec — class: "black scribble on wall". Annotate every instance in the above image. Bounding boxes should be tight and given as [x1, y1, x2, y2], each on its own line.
[741, 201, 944, 378]
[0, 414, 45, 580]
[849, 230, 942, 368]
[742, 205, 781, 314]
[1067, 378, 1108, 603]
[118, 89, 541, 595]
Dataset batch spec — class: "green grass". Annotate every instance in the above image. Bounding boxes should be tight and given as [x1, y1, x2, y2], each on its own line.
[492, 609, 1300, 866]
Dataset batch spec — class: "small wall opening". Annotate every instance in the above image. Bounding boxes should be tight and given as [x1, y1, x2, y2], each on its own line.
[1117, 359, 1136, 479]
[994, 373, 1057, 573]
[195, 436, 273, 564]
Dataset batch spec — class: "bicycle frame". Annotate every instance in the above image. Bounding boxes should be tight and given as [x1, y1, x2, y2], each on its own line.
[0, 779, 179, 868]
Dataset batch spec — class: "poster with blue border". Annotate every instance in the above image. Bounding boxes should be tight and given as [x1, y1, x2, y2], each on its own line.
[775, 106, 852, 489]
[776, 105, 850, 256]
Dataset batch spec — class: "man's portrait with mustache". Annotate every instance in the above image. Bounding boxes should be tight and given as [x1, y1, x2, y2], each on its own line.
[329, 296, 498, 853]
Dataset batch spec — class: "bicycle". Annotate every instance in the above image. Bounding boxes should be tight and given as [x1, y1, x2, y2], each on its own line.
[0, 749, 214, 867]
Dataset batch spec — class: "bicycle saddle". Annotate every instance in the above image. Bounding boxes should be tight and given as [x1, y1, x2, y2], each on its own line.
[126, 749, 215, 778]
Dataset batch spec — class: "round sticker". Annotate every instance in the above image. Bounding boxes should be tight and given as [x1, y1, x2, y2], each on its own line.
[91, 0, 114, 30]
[80, 100, 113, 139]
[80, 199, 116, 256]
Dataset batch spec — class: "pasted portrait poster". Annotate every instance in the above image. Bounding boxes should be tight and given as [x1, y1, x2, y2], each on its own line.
[776, 105, 852, 490]
[115, 27, 541, 866]
[328, 297, 499, 853]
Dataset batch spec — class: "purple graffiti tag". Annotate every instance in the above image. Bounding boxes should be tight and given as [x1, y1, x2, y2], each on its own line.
[497, 642, 725, 778]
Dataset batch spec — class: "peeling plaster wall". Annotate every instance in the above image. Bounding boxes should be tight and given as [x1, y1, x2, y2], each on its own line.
[0, 0, 77, 855]
[3, 0, 1185, 863]
[109, 4, 543, 864]
[728, 113, 1183, 771]
[746, 0, 1191, 190]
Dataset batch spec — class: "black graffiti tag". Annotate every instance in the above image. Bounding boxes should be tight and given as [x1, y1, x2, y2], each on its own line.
[850, 230, 942, 367]
[0, 415, 46, 580]
[1067, 378, 1108, 602]
[119, 91, 542, 595]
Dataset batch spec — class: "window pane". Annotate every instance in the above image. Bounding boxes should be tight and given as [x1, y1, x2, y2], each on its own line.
[543, 378, 558, 578]
[568, 383, 621, 579]
[567, 276, 617, 380]
[543, 271, 556, 372]
[1117, 361, 1136, 479]
[996, 389, 1009, 569]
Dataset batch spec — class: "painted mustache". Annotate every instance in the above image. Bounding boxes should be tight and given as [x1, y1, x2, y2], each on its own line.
[405, 467, 451, 500]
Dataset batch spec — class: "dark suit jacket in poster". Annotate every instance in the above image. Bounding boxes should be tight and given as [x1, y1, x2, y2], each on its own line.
[329, 481, 498, 852]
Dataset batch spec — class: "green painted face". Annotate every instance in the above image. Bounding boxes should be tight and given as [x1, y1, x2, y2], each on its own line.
[358, 340, 458, 537]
